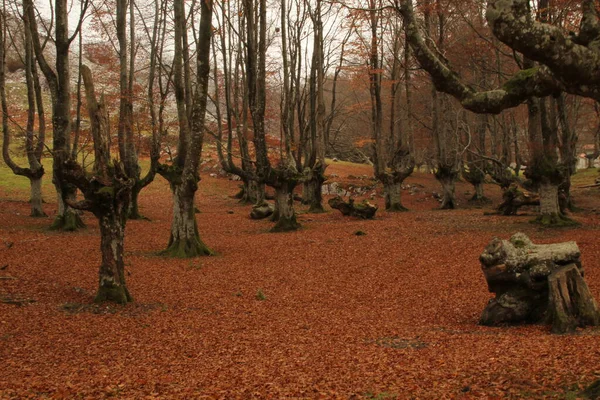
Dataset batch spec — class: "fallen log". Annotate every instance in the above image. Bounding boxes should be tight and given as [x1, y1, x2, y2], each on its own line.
[496, 184, 539, 215]
[328, 196, 377, 219]
[479, 232, 600, 333]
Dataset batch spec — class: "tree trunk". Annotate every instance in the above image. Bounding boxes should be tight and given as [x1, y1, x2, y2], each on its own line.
[271, 180, 300, 233]
[470, 182, 489, 203]
[163, 183, 213, 257]
[239, 178, 260, 204]
[384, 180, 407, 212]
[479, 233, 599, 333]
[128, 184, 144, 220]
[305, 166, 326, 213]
[435, 168, 457, 210]
[50, 185, 85, 231]
[534, 182, 576, 225]
[95, 208, 132, 304]
[29, 177, 46, 217]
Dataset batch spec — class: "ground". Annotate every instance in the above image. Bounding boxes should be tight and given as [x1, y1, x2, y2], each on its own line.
[1, 161, 600, 399]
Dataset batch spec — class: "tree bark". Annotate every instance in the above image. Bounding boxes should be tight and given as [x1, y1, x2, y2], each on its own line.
[163, 180, 213, 257]
[95, 201, 132, 304]
[50, 186, 85, 231]
[435, 167, 458, 210]
[271, 180, 300, 233]
[534, 182, 576, 225]
[304, 163, 326, 213]
[496, 184, 539, 215]
[548, 264, 600, 334]
[384, 179, 407, 212]
[29, 177, 46, 217]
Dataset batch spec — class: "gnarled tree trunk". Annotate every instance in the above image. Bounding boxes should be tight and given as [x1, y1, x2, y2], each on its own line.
[304, 164, 326, 213]
[271, 178, 300, 232]
[534, 182, 575, 225]
[50, 186, 85, 231]
[163, 177, 213, 257]
[94, 192, 132, 304]
[435, 166, 458, 210]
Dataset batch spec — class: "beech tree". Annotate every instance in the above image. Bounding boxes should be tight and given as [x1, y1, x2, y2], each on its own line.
[367, 2, 414, 211]
[1, 2, 47, 217]
[156, 0, 214, 256]
[395, 0, 600, 224]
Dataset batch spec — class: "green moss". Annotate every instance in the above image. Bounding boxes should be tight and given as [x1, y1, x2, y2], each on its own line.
[530, 213, 579, 227]
[513, 240, 527, 248]
[160, 237, 214, 258]
[503, 67, 539, 94]
[94, 284, 132, 304]
[96, 186, 115, 196]
[270, 214, 301, 233]
[386, 204, 409, 212]
[49, 211, 86, 231]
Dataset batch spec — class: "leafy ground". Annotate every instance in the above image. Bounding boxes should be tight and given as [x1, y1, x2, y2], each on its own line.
[1, 161, 600, 399]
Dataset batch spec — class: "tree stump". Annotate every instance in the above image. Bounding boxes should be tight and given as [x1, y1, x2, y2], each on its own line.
[496, 184, 540, 215]
[479, 232, 600, 333]
[328, 196, 378, 219]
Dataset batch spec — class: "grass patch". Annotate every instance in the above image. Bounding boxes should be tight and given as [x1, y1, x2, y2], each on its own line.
[571, 168, 598, 186]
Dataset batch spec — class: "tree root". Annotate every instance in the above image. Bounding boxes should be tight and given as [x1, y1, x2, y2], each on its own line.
[160, 237, 214, 258]
[530, 213, 579, 227]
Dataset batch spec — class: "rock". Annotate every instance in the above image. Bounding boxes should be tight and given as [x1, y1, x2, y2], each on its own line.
[250, 203, 274, 220]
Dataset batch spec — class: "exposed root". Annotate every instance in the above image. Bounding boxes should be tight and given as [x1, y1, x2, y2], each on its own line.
[50, 211, 86, 231]
[530, 213, 579, 227]
[160, 237, 214, 258]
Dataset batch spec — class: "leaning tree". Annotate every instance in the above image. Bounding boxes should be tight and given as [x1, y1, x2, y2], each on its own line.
[395, 0, 600, 224]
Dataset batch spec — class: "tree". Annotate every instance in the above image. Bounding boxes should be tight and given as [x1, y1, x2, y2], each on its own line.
[117, 0, 160, 220]
[369, 4, 414, 211]
[25, 0, 138, 303]
[243, 0, 302, 232]
[156, 0, 214, 256]
[394, 0, 599, 224]
[1, 1, 46, 217]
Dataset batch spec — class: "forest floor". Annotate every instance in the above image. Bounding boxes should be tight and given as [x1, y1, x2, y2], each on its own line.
[1, 160, 600, 399]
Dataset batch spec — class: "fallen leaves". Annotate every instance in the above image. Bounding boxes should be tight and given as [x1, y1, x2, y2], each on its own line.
[1, 170, 600, 398]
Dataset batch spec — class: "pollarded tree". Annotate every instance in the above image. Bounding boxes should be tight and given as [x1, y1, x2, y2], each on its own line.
[25, 0, 86, 231]
[157, 0, 214, 256]
[243, 0, 302, 232]
[368, 1, 415, 211]
[25, 0, 137, 303]
[1, 2, 46, 217]
[395, 0, 600, 224]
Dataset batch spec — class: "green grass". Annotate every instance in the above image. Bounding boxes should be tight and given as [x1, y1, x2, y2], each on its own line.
[0, 154, 54, 196]
[571, 168, 598, 186]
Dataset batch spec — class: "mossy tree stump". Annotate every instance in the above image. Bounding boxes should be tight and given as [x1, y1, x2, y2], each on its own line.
[479, 233, 600, 333]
